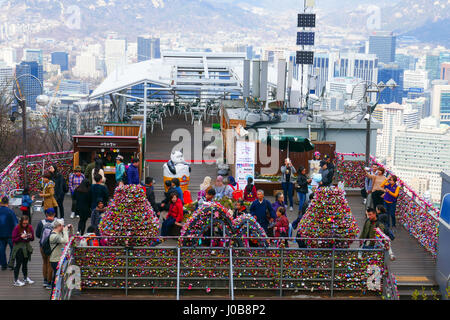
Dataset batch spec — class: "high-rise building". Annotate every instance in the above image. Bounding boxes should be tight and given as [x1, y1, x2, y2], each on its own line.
[23, 49, 43, 65]
[376, 103, 404, 162]
[313, 51, 378, 97]
[405, 97, 428, 119]
[441, 63, 450, 82]
[439, 52, 450, 67]
[51, 52, 69, 72]
[378, 64, 404, 104]
[152, 38, 161, 59]
[426, 55, 440, 81]
[59, 80, 90, 95]
[393, 117, 450, 202]
[368, 31, 396, 64]
[105, 39, 127, 75]
[403, 105, 419, 129]
[431, 84, 450, 126]
[0, 61, 13, 89]
[15, 61, 44, 110]
[325, 77, 365, 110]
[137, 36, 152, 62]
[0, 47, 16, 67]
[73, 55, 101, 79]
[395, 53, 416, 71]
[403, 69, 429, 91]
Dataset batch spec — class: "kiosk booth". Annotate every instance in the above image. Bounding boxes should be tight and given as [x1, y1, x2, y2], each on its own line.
[73, 124, 143, 195]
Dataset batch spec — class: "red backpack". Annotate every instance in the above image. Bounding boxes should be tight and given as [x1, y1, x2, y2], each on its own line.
[230, 183, 243, 201]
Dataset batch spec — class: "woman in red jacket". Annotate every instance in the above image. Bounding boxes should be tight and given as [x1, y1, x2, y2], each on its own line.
[273, 207, 290, 247]
[243, 177, 257, 202]
[11, 216, 35, 287]
[161, 193, 184, 236]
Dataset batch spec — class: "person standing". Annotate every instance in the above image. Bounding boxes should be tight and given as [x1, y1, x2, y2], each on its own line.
[49, 221, 71, 292]
[115, 155, 126, 187]
[49, 165, 68, 219]
[74, 179, 92, 235]
[20, 188, 34, 221]
[40, 172, 59, 214]
[274, 207, 290, 246]
[90, 174, 109, 210]
[249, 190, 276, 234]
[91, 201, 106, 236]
[363, 164, 378, 207]
[197, 176, 212, 201]
[319, 161, 332, 187]
[11, 216, 34, 287]
[84, 154, 97, 185]
[243, 177, 257, 202]
[281, 158, 296, 211]
[35, 208, 56, 289]
[323, 155, 335, 179]
[144, 177, 159, 216]
[214, 176, 226, 200]
[69, 166, 85, 219]
[92, 158, 106, 185]
[271, 192, 287, 214]
[360, 208, 384, 249]
[0, 196, 18, 270]
[365, 167, 386, 209]
[161, 193, 184, 237]
[381, 175, 400, 229]
[127, 159, 140, 185]
[309, 151, 322, 177]
[296, 166, 310, 214]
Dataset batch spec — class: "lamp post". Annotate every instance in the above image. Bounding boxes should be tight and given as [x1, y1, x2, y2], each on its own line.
[350, 80, 398, 166]
[13, 74, 49, 188]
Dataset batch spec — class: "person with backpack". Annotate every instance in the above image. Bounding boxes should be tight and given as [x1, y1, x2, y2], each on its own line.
[35, 208, 57, 289]
[69, 166, 85, 219]
[49, 220, 71, 292]
[115, 155, 126, 187]
[244, 177, 257, 202]
[249, 190, 276, 234]
[49, 165, 68, 218]
[74, 179, 92, 235]
[224, 176, 242, 200]
[79, 226, 99, 247]
[20, 188, 34, 221]
[10, 216, 34, 287]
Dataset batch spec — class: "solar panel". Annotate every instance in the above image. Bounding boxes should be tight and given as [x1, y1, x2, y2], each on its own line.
[297, 32, 315, 46]
[298, 14, 316, 28]
[296, 51, 314, 65]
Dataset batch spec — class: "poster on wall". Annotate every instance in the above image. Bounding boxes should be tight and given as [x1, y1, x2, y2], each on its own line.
[235, 140, 256, 190]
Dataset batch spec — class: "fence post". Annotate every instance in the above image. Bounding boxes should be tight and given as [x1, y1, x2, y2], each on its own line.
[125, 247, 129, 296]
[330, 247, 335, 298]
[176, 247, 181, 301]
[279, 248, 284, 297]
[229, 247, 234, 300]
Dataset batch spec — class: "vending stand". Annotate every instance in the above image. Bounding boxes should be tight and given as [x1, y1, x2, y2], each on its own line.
[73, 124, 143, 194]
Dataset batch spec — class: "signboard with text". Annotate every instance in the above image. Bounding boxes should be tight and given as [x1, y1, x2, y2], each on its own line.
[235, 141, 256, 190]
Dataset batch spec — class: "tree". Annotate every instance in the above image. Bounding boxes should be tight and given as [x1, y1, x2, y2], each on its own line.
[298, 187, 360, 248]
[98, 184, 160, 247]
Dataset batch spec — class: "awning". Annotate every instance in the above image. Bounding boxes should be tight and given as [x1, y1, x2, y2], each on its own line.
[264, 134, 315, 154]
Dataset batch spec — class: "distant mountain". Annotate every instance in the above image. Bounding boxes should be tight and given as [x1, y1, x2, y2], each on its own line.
[403, 18, 450, 47]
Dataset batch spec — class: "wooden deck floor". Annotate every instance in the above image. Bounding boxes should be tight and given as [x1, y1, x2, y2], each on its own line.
[0, 116, 437, 299]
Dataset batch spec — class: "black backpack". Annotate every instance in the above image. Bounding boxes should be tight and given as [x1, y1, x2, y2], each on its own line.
[42, 231, 58, 256]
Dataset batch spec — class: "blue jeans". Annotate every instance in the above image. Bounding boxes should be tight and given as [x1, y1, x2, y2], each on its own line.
[0, 238, 13, 268]
[161, 216, 176, 237]
[297, 192, 306, 213]
[384, 201, 397, 228]
[282, 182, 294, 207]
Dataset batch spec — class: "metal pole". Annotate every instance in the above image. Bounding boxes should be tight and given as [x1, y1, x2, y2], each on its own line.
[279, 248, 284, 297]
[21, 100, 28, 188]
[143, 82, 148, 154]
[229, 248, 234, 300]
[176, 247, 180, 300]
[365, 84, 371, 167]
[330, 247, 335, 298]
[125, 247, 129, 296]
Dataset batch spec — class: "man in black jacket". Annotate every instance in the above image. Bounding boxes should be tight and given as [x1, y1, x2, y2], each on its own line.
[319, 161, 333, 187]
[144, 177, 159, 216]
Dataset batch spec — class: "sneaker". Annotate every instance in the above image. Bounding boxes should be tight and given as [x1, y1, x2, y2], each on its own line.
[45, 284, 52, 290]
[43, 280, 48, 287]
[14, 280, 25, 287]
[24, 277, 34, 284]
[290, 207, 293, 212]
[70, 212, 75, 219]
[363, 199, 367, 204]
[76, 215, 80, 219]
